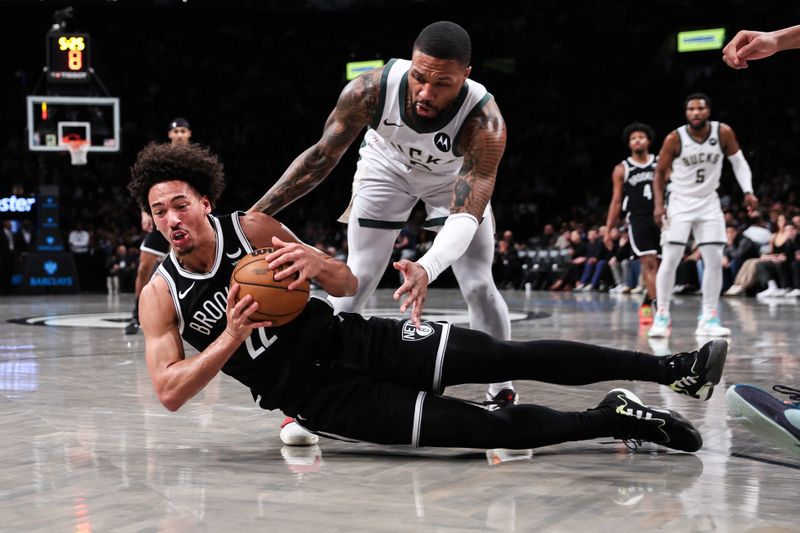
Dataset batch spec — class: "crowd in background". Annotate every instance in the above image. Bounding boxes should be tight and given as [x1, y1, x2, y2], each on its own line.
[2, 1, 800, 294]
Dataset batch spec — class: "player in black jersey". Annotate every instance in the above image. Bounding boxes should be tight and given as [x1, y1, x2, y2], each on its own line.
[125, 118, 192, 335]
[129, 142, 729, 454]
[605, 123, 661, 325]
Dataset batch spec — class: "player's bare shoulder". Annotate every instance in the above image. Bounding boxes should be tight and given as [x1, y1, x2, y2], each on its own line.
[238, 212, 296, 248]
[457, 97, 506, 154]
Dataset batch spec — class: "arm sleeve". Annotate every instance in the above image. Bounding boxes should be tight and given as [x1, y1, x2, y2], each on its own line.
[727, 150, 753, 194]
[416, 213, 480, 283]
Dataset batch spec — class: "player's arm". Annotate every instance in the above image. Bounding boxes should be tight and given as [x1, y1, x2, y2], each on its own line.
[653, 131, 679, 227]
[248, 68, 383, 215]
[140, 276, 268, 412]
[723, 25, 800, 69]
[720, 124, 758, 212]
[394, 98, 506, 326]
[239, 212, 357, 297]
[604, 164, 625, 247]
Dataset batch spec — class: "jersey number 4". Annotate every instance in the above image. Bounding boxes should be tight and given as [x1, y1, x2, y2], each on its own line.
[695, 169, 706, 183]
[643, 184, 653, 200]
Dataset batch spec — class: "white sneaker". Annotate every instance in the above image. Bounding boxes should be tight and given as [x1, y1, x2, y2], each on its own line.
[723, 285, 744, 296]
[609, 285, 628, 294]
[631, 286, 645, 295]
[787, 288, 800, 298]
[648, 312, 671, 338]
[695, 312, 731, 337]
[757, 286, 781, 298]
[280, 417, 319, 446]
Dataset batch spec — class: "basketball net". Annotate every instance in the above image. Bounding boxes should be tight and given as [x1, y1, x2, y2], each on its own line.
[66, 139, 90, 166]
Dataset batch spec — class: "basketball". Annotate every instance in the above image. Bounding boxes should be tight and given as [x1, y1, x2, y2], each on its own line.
[230, 248, 310, 326]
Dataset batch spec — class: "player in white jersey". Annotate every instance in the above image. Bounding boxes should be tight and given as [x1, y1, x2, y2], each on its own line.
[649, 93, 758, 338]
[251, 21, 518, 428]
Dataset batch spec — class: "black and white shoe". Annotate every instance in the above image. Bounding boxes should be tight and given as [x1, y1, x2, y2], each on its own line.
[484, 388, 519, 411]
[595, 388, 702, 452]
[124, 318, 140, 335]
[663, 340, 728, 401]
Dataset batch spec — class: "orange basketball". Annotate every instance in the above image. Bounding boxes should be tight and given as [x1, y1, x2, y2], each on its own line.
[230, 248, 310, 326]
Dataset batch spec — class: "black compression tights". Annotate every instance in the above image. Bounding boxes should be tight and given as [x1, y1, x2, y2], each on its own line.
[417, 327, 670, 449]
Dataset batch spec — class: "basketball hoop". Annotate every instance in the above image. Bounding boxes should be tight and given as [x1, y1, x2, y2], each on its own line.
[63, 135, 90, 166]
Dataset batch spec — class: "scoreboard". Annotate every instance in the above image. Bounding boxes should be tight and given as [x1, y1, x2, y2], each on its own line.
[47, 33, 90, 82]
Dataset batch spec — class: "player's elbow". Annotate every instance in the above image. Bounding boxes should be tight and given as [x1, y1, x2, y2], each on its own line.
[345, 275, 358, 296]
[159, 393, 185, 412]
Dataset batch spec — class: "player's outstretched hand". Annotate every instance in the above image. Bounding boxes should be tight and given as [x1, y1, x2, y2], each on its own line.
[267, 236, 323, 290]
[723, 30, 779, 69]
[393, 260, 429, 328]
[225, 283, 272, 341]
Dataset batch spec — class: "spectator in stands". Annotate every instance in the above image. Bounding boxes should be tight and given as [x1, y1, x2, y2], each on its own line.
[756, 222, 797, 298]
[550, 230, 587, 291]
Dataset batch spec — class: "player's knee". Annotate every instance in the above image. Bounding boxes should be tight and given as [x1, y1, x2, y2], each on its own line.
[460, 278, 497, 305]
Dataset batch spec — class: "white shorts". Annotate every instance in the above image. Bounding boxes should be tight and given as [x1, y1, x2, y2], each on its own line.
[344, 157, 491, 229]
[661, 193, 725, 247]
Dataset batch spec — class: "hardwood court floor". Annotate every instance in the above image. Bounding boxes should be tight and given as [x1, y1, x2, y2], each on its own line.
[1, 289, 798, 531]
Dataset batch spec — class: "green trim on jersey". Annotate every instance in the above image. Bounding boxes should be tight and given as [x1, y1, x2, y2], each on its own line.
[398, 72, 470, 134]
[452, 92, 493, 157]
[370, 58, 398, 130]
[358, 218, 406, 229]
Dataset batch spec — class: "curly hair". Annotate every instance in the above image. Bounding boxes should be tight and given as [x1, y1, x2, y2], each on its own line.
[622, 122, 655, 146]
[128, 142, 225, 214]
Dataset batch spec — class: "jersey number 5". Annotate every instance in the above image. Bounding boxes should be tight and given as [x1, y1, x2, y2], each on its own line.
[695, 169, 706, 183]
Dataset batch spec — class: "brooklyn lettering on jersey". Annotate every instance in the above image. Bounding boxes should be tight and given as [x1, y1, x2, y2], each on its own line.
[627, 171, 654, 186]
[680, 152, 722, 167]
[188, 285, 230, 336]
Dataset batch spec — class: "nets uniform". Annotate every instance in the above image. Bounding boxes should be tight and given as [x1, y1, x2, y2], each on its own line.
[154, 215, 690, 449]
[662, 121, 726, 247]
[156, 212, 456, 445]
[621, 155, 660, 256]
[140, 229, 170, 259]
[332, 58, 511, 349]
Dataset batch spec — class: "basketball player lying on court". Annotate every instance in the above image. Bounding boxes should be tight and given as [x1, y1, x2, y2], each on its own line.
[130, 142, 728, 453]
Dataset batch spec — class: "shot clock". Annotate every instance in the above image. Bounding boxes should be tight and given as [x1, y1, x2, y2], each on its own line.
[47, 33, 90, 82]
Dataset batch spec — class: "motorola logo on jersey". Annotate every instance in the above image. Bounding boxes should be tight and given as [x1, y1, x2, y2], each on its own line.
[401, 320, 435, 341]
[433, 132, 451, 152]
[709, 138, 718, 145]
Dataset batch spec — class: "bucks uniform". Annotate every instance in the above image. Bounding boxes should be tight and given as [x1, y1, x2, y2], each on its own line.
[662, 121, 726, 246]
[331, 58, 512, 355]
[621, 155, 660, 256]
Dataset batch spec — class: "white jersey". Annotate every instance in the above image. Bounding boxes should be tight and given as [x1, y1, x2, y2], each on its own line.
[668, 121, 724, 197]
[359, 58, 491, 179]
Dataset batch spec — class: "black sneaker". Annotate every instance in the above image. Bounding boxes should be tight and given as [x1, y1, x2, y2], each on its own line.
[663, 340, 727, 401]
[484, 388, 519, 411]
[595, 388, 702, 452]
[124, 318, 140, 335]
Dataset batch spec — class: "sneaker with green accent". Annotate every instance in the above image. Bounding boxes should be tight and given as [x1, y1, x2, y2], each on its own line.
[594, 388, 702, 452]
[648, 311, 671, 338]
[695, 311, 731, 337]
[663, 340, 728, 400]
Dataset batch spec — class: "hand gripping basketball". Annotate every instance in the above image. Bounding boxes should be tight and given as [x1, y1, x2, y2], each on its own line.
[230, 247, 310, 326]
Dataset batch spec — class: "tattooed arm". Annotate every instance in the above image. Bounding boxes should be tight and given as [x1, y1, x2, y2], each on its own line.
[248, 68, 382, 215]
[393, 98, 507, 326]
[449, 98, 507, 219]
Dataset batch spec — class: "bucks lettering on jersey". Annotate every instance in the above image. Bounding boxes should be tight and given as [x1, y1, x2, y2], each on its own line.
[156, 212, 337, 414]
[360, 58, 492, 176]
[669, 121, 724, 197]
[621, 155, 657, 216]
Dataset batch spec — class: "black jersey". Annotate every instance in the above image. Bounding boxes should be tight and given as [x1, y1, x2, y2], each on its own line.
[621, 155, 657, 217]
[156, 212, 339, 415]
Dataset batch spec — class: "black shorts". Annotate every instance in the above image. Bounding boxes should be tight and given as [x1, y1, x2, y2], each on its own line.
[292, 313, 452, 446]
[627, 215, 661, 257]
[140, 230, 170, 258]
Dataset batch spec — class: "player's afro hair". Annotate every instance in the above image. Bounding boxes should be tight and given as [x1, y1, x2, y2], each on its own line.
[622, 122, 655, 145]
[413, 21, 471, 66]
[128, 142, 225, 214]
